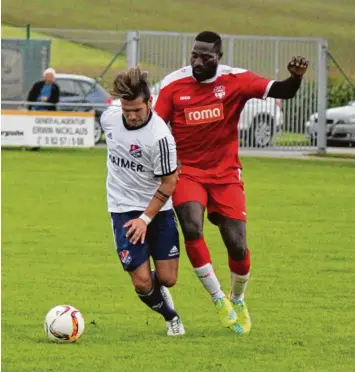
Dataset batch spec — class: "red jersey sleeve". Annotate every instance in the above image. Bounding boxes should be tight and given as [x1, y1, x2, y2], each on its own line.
[239, 71, 274, 100]
[154, 84, 173, 123]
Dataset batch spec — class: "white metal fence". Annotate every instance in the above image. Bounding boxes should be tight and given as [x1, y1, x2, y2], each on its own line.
[126, 31, 328, 152]
[1, 29, 328, 152]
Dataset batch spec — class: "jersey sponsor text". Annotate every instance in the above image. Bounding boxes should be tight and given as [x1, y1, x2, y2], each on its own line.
[109, 153, 145, 173]
[184, 103, 224, 125]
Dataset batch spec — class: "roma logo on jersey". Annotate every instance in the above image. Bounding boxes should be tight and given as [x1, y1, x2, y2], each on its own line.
[184, 103, 224, 125]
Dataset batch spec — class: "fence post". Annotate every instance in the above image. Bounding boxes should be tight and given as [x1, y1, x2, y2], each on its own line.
[182, 35, 187, 66]
[26, 24, 31, 40]
[126, 31, 139, 68]
[317, 39, 328, 154]
[274, 39, 279, 80]
[226, 37, 234, 66]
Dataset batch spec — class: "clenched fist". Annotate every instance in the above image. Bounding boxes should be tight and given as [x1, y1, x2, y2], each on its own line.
[287, 56, 309, 78]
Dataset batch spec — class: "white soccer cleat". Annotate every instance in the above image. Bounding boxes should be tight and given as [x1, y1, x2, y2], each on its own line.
[160, 286, 175, 309]
[166, 316, 185, 336]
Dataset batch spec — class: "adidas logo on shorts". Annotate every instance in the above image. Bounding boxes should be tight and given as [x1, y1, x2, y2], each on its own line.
[168, 246, 179, 257]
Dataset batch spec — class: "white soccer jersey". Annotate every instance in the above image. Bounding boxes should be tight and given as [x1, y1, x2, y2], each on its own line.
[100, 106, 177, 213]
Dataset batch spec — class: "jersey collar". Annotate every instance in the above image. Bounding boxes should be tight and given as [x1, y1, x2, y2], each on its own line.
[198, 74, 218, 83]
[122, 110, 153, 131]
[191, 71, 218, 84]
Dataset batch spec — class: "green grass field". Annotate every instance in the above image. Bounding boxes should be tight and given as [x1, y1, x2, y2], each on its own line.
[2, 149, 355, 371]
[2, 0, 355, 77]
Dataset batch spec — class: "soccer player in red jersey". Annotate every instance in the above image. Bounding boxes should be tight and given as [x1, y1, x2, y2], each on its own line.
[154, 31, 308, 334]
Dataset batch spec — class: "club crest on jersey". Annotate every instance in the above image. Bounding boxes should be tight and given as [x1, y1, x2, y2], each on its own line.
[119, 250, 132, 264]
[213, 85, 226, 99]
[129, 144, 142, 159]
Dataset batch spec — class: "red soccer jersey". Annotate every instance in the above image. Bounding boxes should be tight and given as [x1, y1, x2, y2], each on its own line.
[154, 65, 273, 183]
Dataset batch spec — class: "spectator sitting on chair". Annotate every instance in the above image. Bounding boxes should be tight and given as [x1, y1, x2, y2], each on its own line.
[27, 68, 60, 111]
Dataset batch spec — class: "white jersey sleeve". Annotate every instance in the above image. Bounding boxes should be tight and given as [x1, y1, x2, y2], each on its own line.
[152, 133, 177, 177]
[100, 106, 120, 134]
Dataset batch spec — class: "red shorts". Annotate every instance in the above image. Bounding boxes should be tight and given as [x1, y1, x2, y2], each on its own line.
[173, 175, 247, 223]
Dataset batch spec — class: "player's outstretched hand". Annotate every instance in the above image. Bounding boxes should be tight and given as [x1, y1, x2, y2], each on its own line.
[287, 56, 309, 77]
[124, 218, 147, 244]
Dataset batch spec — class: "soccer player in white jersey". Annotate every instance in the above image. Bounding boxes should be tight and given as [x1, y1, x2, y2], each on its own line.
[100, 67, 185, 336]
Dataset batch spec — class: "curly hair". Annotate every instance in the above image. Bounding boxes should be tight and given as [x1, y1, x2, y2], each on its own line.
[111, 67, 150, 102]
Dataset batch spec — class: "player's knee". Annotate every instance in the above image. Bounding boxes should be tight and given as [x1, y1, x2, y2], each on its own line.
[220, 219, 247, 260]
[175, 202, 204, 241]
[181, 219, 203, 241]
[132, 274, 152, 294]
[228, 238, 247, 261]
[158, 274, 177, 288]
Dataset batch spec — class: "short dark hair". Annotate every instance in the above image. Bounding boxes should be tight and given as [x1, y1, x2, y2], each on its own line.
[112, 67, 150, 102]
[195, 31, 222, 52]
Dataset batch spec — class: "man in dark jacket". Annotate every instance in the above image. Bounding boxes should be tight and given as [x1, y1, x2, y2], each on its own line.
[27, 68, 60, 111]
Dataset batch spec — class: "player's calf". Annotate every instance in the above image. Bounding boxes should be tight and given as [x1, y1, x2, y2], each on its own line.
[217, 218, 250, 301]
[134, 269, 178, 320]
[175, 202, 232, 329]
[150, 269, 185, 336]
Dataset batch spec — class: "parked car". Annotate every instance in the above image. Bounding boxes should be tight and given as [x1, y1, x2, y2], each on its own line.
[305, 101, 355, 145]
[55, 74, 112, 143]
[111, 81, 284, 147]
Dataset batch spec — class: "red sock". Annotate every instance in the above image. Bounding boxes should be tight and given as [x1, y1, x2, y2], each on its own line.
[228, 248, 251, 275]
[185, 237, 212, 268]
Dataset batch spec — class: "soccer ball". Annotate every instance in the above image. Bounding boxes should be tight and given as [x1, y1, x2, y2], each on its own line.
[44, 305, 85, 342]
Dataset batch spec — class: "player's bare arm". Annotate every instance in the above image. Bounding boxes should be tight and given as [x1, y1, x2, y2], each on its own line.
[268, 56, 309, 99]
[124, 171, 178, 244]
[150, 171, 179, 217]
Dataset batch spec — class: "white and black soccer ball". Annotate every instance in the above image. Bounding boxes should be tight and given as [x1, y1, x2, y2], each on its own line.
[44, 305, 85, 342]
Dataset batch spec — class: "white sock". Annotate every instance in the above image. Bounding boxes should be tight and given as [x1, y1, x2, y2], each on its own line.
[194, 263, 225, 303]
[230, 272, 250, 303]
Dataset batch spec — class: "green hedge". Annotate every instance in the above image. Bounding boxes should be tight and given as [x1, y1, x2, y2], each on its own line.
[328, 79, 355, 108]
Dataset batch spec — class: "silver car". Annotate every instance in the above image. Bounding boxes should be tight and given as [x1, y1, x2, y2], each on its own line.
[305, 101, 355, 145]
